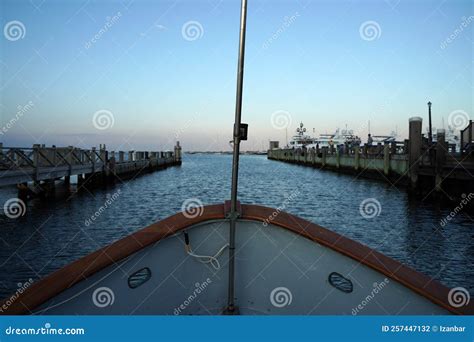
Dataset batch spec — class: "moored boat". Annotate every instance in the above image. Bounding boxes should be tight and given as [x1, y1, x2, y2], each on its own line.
[287, 122, 316, 149]
[306, 128, 361, 149]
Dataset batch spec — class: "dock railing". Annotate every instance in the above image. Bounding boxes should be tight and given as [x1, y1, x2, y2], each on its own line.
[0, 144, 106, 170]
[0, 143, 182, 187]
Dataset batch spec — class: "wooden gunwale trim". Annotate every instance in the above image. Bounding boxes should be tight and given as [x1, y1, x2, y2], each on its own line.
[1, 204, 225, 315]
[241, 204, 473, 315]
[1, 203, 471, 315]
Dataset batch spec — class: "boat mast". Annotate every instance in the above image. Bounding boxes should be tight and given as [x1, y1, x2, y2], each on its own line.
[225, 0, 248, 314]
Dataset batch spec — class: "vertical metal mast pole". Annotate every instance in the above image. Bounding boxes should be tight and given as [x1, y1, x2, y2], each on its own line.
[226, 0, 248, 314]
[428, 101, 433, 145]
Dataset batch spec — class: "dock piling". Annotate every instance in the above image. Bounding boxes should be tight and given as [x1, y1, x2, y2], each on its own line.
[435, 129, 446, 192]
[408, 117, 423, 189]
[383, 143, 390, 176]
[354, 145, 360, 171]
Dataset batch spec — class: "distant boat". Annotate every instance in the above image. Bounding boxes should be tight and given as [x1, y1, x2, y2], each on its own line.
[427, 126, 460, 151]
[369, 131, 398, 144]
[287, 122, 316, 149]
[304, 128, 361, 149]
[286, 123, 363, 149]
[2, 0, 472, 316]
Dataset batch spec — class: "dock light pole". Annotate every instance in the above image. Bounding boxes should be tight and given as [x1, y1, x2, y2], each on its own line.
[428, 101, 433, 144]
[225, 0, 248, 315]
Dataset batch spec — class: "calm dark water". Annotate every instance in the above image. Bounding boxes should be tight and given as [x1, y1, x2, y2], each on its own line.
[0, 154, 472, 299]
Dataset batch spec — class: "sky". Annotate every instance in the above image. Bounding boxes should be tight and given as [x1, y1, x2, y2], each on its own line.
[0, 0, 472, 151]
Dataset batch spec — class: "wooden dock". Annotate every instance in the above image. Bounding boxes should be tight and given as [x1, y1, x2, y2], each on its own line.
[268, 118, 474, 199]
[0, 142, 182, 197]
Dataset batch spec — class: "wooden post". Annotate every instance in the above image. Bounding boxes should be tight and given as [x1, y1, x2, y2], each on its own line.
[390, 142, 397, 155]
[377, 142, 383, 155]
[383, 142, 390, 176]
[91, 147, 96, 173]
[408, 117, 423, 189]
[33, 144, 40, 182]
[336, 147, 340, 169]
[43, 179, 55, 198]
[435, 129, 446, 192]
[174, 142, 182, 163]
[322, 147, 327, 167]
[100, 146, 107, 171]
[403, 139, 409, 154]
[109, 152, 116, 180]
[65, 146, 73, 187]
[354, 145, 360, 171]
[65, 146, 73, 182]
[17, 182, 29, 201]
[52, 145, 57, 166]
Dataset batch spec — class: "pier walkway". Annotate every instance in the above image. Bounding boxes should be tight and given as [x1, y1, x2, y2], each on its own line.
[268, 119, 474, 197]
[0, 142, 182, 188]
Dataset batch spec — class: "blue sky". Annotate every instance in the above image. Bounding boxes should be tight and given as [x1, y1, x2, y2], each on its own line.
[0, 0, 472, 151]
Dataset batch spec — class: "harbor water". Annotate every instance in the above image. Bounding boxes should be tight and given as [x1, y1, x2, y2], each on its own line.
[0, 154, 472, 300]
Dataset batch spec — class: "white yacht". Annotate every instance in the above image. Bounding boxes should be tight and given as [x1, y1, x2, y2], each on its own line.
[369, 131, 399, 145]
[287, 122, 316, 149]
[307, 128, 361, 149]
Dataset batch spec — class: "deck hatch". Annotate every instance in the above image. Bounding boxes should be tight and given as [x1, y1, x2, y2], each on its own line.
[128, 267, 152, 289]
[328, 272, 353, 293]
